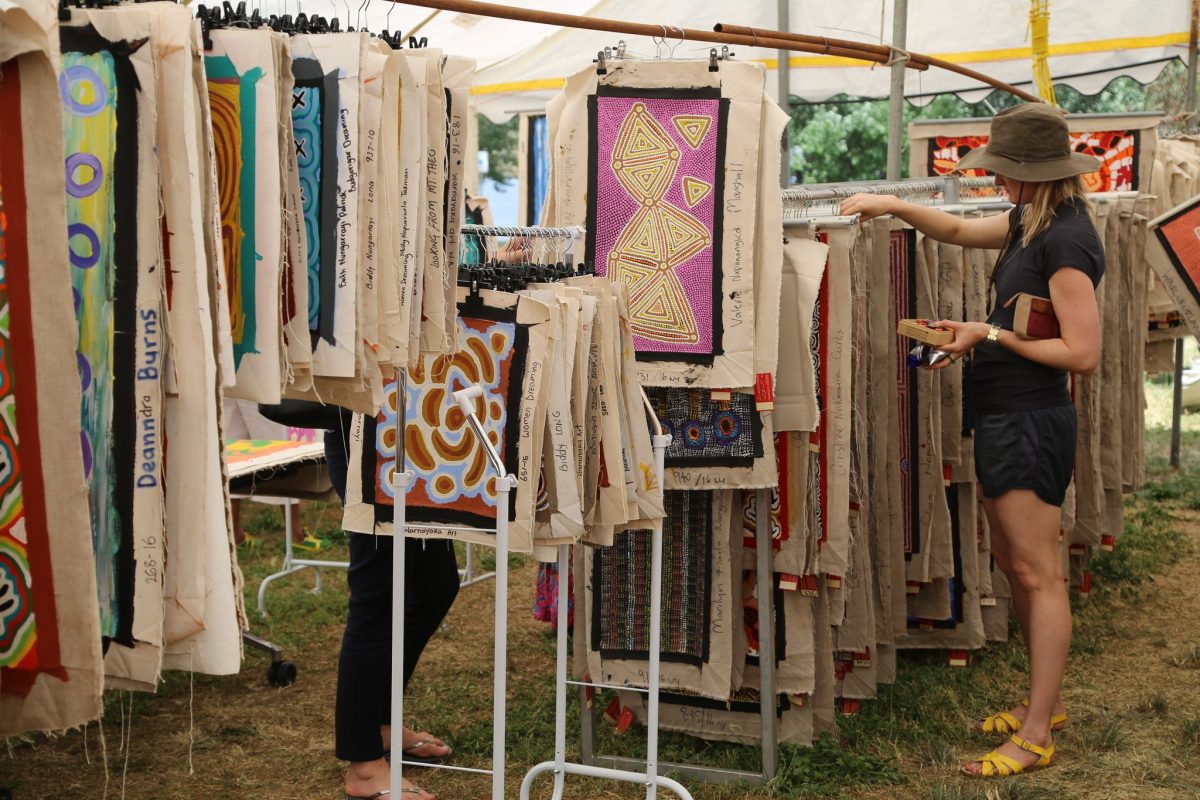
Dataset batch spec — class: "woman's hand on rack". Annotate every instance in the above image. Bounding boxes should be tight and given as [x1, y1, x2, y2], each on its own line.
[839, 193, 897, 221]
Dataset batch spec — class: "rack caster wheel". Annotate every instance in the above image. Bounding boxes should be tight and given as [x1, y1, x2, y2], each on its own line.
[267, 659, 297, 687]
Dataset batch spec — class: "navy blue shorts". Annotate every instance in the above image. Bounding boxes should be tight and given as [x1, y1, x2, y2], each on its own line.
[973, 404, 1077, 508]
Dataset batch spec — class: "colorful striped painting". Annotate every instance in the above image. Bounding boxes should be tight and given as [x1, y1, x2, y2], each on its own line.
[206, 55, 263, 370]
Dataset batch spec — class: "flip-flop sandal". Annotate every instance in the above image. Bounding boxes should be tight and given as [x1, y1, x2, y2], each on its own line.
[347, 788, 431, 798]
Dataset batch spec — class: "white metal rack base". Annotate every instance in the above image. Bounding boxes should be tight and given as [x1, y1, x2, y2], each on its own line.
[253, 501, 494, 618]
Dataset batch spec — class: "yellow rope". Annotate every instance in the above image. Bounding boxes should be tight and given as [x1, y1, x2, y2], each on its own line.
[1030, 0, 1058, 105]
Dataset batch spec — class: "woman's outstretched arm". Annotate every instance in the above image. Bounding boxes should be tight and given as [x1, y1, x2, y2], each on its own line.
[839, 193, 1012, 250]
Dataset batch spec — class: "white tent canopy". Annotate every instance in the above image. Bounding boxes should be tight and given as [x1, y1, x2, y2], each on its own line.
[254, 0, 1192, 120]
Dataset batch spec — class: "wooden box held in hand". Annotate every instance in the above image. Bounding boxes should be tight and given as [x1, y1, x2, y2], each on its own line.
[897, 318, 955, 346]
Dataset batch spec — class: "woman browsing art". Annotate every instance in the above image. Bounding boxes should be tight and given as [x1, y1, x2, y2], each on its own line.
[841, 103, 1104, 778]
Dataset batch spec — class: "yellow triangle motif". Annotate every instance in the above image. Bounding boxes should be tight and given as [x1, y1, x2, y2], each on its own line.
[612, 104, 677, 201]
[672, 114, 712, 149]
[682, 176, 712, 208]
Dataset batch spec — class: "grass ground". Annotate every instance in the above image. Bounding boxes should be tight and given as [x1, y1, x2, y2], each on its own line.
[4, 371, 1200, 800]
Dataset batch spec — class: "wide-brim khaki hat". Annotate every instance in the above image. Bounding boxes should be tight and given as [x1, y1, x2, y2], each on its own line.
[955, 102, 1101, 182]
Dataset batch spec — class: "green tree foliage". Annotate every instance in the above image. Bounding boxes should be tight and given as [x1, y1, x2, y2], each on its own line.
[787, 59, 1185, 184]
[478, 114, 518, 185]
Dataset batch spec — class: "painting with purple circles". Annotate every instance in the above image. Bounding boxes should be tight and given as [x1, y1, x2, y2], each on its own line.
[60, 36, 139, 644]
[646, 387, 763, 468]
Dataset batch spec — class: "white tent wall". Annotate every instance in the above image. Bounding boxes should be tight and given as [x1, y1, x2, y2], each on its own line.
[247, 1, 1190, 120]
[284, 0, 1187, 121]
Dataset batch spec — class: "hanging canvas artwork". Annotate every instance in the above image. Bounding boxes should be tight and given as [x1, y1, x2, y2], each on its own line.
[60, 26, 141, 646]
[1148, 195, 1200, 337]
[588, 88, 727, 362]
[646, 387, 762, 468]
[593, 491, 711, 665]
[926, 130, 1140, 192]
[382, 312, 525, 528]
[0, 124, 54, 682]
[291, 57, 339, 347]
[1, 35, 102, 733]
[547, 60, 766, 388]
[206, 52, 262, 370]
[343, 289, 553, 553]
[891, 228, 920, 559]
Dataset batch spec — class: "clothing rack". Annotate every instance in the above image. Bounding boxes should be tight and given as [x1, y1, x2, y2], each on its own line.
[782, 175, 997, 211]
[390, 223, 630, 800]
[460, 224, 585, 239]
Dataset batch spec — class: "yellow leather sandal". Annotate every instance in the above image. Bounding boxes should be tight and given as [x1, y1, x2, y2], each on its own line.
[975, 697, 1068, 734]
[963, 733, 1055, 777]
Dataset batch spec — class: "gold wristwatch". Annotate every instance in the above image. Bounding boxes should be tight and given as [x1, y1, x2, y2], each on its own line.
[986, 323, 1001, 343]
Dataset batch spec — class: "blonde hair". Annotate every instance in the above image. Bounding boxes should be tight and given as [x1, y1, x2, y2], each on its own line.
[1019, 175, 1092, 247]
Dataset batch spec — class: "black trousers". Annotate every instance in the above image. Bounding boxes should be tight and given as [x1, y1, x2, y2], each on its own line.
[325, 428, 460, 763]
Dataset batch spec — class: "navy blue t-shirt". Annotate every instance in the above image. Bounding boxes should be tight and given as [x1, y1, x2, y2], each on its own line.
[969, 198, 1105, 413]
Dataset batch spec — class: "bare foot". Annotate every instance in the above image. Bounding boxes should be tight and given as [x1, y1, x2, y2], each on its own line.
[344, 758, 437, 799]
[962, 730, 1053, 776]
[401, 728, 452, 761]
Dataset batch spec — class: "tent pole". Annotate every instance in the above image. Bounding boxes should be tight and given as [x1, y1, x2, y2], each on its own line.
[1171, 0, 1198, 470]
[886, 0, 909, 181]
[778, 0, 791, 188]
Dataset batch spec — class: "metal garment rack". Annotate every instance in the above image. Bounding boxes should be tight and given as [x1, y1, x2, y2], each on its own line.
[390, 223, 585, 800]
[254, 495, 493, 620]
[781, 174, 997, 212]
[523, 396, 697, 799]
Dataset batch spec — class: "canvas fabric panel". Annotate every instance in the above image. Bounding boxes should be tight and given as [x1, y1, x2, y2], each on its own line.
[752, 98, 788, 386]
[391, 51, 426, 368]
[287, 33, 362, 379]
[144, 3, 224, 647]
[586, 489, 737, 700]
[440, 56, 475, 352]
[1147, 194, 1200, 341]
[548, 59, 767, 388]
[343, 289, 553, 554]
[524, 288, 586, 545]
[608, 282, 664, 529]
[813, 225, 854, 581]
[937, 241, 965, 465]
[0, 4, 103, 730]
[897, 483, 985, 649]
[1098, 199, 1124, 492]
[592, 491, 711, 665]
[59, 8, 167, 687]
[206, 28, 284, 402]
[412, 49, 447, 355]
[916, 233, 955, 583]
[775, 235, 827, 433]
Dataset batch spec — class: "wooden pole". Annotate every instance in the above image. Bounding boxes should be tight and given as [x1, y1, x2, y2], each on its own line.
[714, 22, 929, 68]
[389, 0, 1041, 102]
[715, 21, 1044, 104]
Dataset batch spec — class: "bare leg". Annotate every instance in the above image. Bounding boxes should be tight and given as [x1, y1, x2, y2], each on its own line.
[231, 499, 246, 545]
[966, 489, 1068, 773]
[287, 501, 306, 544]
[980, 496, 1065, 728]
